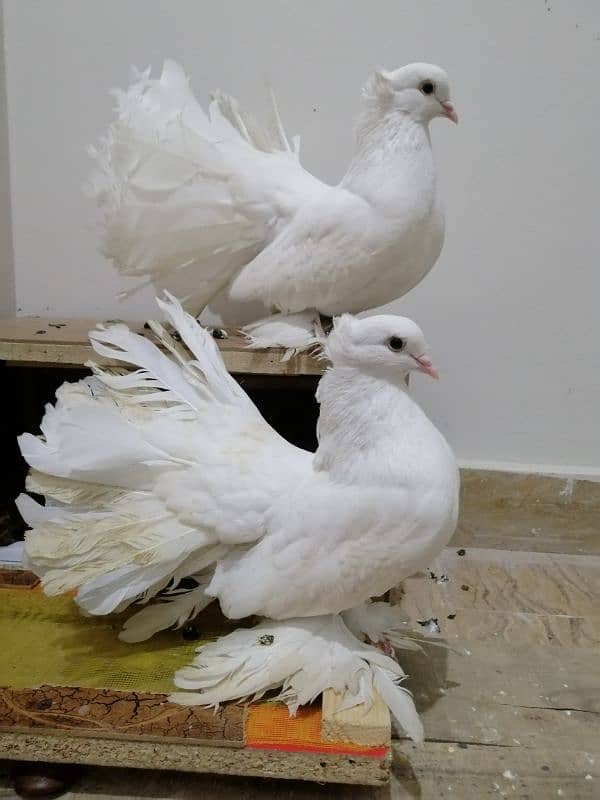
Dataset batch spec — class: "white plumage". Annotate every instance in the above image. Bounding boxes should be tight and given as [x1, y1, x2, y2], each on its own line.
[18, 294, 459, 738]
[87, 60, 457, 347]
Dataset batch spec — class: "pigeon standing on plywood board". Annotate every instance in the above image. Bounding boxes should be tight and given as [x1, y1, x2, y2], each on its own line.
[17, 295, 459, 740]
[87, 60, 457, 350]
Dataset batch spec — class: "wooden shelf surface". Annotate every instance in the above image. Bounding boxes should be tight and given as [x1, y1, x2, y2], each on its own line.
[0, 317, 323, 376]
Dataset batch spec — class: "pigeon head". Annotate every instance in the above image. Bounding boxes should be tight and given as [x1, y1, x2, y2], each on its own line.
[363, 63, 458, 125]
[324, 314, 438, 379]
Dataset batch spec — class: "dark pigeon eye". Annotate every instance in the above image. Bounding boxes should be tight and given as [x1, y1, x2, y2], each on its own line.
[420, 80, 435, 95]
[387, 336, 405, 352]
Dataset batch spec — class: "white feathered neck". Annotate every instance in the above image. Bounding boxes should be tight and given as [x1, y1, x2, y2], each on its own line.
[314, 366, 442, 486]
[342, 108, 436, 211]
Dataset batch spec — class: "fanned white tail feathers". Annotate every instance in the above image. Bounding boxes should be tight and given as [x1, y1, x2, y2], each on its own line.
[19, 293, 270, 617]
[87, 60, 317, 311]
[172, 614, 424, 743]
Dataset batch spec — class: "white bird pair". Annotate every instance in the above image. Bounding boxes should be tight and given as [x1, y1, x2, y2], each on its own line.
[18, 61, 461, 740]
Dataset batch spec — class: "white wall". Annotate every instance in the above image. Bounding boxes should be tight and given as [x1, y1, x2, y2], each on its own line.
[0, 1, 14, 317]
[3, 0, 600, 475]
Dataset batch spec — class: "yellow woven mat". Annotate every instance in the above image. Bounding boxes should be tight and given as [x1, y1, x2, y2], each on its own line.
[1, 586, 208, 692]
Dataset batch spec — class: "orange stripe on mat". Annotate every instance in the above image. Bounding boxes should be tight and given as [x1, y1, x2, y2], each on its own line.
[246, 702, 388, 758]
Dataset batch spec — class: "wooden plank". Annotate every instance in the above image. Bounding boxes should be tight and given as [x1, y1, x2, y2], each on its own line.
[397, 640, 600, 749]
[0, 318, 142, 344]
[454, 469, 600, 555]
[397, 548, 600, 620]
[427, 607, 600, 649]
[391, 545, 600, 750]
[395, 547, 600, 648]
[393, 740, 599, 800]
[321, 690, 390, 746]
[0, 317, 323, 376]
[0, 731, 390, 786]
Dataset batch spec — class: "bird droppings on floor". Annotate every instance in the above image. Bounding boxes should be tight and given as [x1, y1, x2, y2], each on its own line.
[417, 617, 441, 635]
[428, 569, 449, 584]
[211, 328, 229, 339]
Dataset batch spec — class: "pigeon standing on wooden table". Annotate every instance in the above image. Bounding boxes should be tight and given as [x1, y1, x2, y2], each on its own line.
[87, 60, 457, 350]
[17, 295, 459, 740]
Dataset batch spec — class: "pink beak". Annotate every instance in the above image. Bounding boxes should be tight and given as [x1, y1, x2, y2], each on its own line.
[414, 355, 439, 380]
[440, 101, 459, 124]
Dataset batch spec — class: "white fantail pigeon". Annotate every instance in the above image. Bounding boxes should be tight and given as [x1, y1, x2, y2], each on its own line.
[17, 295, 459, 740]
[87, 60, 457, 349]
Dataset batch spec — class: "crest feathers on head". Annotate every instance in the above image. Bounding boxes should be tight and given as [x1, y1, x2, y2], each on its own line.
[362, 70, 394, 104]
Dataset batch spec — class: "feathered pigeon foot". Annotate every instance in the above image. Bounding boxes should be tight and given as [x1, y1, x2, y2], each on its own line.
[241, 311, 323, 357]
[170, 612, 424, 742]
